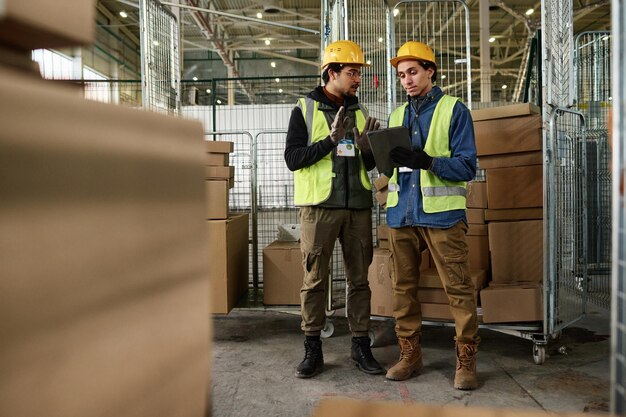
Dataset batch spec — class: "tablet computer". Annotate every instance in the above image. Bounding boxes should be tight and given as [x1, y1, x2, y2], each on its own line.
[366, 126, 413, 176]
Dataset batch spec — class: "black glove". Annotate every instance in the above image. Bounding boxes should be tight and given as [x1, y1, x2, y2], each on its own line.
[353, 116, 380, 153]
[390, 146, 433, 170]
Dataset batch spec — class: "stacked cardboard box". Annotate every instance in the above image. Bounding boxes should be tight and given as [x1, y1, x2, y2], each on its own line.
[206, 141, 234, 219]
[373, 174, 389, 208]
[262, 241, 303, 306]
[471, 103, 544, 324]
[465, 181, 490, 272]
[0, 10, 211, 414]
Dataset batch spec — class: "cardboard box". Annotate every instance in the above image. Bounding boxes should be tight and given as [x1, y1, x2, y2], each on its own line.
[418, 288, 449, 304]
[0, 0, 96, 50]
[466, 208, 485, 224]
[375, 190, 387, 207]
[0, 64, 210, 417]
[310, 397, 598, 417]
[467, 235, 490, 270]
[207, 153, 229, 166]
[474, 115, 542, 156]
[421, 302, 453, 320]
[478, 151, 542, 169]
[205, 140, 233, 153]
[489, 220, 543, 283]
[481, 284, 543, 323]
[377, 224, 390, 240]
[206, 180, 229, 219]
[207, 214, 249, 314]
[368, 248, 394, 317]
[485, 208, 543, 221]
[486, 165, 543, 209]
[471, 102, 540, 122]
[373, 174, 389, 191]
[263, 241, 303, 305]
[466, 181, 487, 208]
[467, 224, 488, 236]
[379, 239, 390, 249]
[206, 165, 234, 179]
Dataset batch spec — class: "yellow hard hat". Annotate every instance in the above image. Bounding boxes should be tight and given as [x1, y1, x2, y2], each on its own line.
[321, 40, 369, 68]
[390, 41, 436, 68]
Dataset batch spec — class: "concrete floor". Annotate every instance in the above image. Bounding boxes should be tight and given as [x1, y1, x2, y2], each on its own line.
[211, 300, 611, 417]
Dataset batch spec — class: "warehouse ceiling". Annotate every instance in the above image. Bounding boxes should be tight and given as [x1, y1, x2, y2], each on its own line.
[97, 0, 611, 99]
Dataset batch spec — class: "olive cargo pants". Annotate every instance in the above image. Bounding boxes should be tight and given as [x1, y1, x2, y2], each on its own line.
[299, 206, 373, 337]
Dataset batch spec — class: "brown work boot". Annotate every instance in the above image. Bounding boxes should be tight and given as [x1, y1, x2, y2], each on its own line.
[385, 334, 422, 381]
[454, 341, 478, 390]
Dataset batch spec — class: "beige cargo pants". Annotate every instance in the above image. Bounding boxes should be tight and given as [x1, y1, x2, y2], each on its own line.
[299, 206, 373, 337]
[388, 221, 480, 344]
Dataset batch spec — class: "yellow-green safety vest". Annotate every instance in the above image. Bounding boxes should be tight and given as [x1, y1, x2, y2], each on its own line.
[293, 97, 372, 206]
[386, 94, 467, 213]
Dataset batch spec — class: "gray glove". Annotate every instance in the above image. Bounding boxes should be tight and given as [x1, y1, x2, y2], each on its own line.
[329, 106, 350, 144]
[353, 116, 380, 154]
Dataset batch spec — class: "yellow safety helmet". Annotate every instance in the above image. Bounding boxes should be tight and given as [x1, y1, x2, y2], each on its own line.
[390, 41, 436, 68]
[321, 40, 369, 69]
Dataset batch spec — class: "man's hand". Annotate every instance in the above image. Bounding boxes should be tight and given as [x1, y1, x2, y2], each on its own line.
[329, 106, 350, 144]
[390, 147, 433, 170]
[353, 116, 380, 153]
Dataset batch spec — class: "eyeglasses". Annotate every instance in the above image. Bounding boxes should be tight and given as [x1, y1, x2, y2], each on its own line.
[342, 70, 362, 80]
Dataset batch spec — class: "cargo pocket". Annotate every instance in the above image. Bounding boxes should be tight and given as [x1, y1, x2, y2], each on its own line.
[302, 244, 325, 289]
[443, 253, 471, 287]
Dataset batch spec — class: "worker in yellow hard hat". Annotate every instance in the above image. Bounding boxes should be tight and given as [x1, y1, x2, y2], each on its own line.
[383, 41, 480, 389]
[284, 39, 383, 379]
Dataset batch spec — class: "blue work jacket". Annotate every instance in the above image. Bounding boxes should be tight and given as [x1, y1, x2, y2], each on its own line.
[386, 86, 477, 229]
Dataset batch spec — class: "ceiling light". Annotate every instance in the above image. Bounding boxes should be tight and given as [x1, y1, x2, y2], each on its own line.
[265, 39, 271, 45]
[378, 37, 384, 43]
[501, 84, 507, 89]
[275, 78, 280, 82]
[279, 89, 283, 93]
[270, 61, 276, 68]
[441, 74, 446, 79]
[216, 99, 222, 104]
[393, 8, 400, 17]
[263, 0, 281, 14]
[489, 37, 496, 43]
[366, 60, 372, 65]
[256, 12, 263, 19]
[525, 8, 534, 15]
[206, 89, 211, 93]
[153, 40, 159, 46]
[192, 76, 198, 81]
[119, 11, 128, 18]
[602, 35, 609, 41]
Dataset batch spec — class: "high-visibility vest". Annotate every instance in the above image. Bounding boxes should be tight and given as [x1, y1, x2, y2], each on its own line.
[293, 97, 371, 206]
[386, 95, 467, 213]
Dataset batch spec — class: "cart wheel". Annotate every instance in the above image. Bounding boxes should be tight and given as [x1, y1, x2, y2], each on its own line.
[325, 309, 336, 317]
[321, 321, 334, 338]
[532, 344, 546, 365]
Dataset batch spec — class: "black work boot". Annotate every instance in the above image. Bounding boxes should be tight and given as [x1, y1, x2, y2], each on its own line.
[351, 336, 384, 375]
[295, 337, 324, 378]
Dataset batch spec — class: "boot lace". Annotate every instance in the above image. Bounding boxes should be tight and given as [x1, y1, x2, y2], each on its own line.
[457, 343, 477, 370]
[304, 340, 321, 360]
[399, 337, 419, 360]
[355, 338, 376, 361]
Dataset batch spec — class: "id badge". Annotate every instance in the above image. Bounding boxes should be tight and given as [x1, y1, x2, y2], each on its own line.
[337, 139, 356, 157]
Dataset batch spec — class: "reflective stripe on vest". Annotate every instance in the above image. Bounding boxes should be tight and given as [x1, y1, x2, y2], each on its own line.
[386, 95, 467, 213]
[293, 97, 371, 206]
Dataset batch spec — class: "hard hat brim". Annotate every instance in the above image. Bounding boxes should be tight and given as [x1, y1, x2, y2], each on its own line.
[390, 55, 427, 68]
[320, 62, 371, 69]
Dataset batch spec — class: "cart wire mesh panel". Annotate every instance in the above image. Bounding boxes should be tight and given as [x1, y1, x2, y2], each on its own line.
[546, 108, 588, 336]
[139, 0, 180, 114]
[389, 0, 472, 107]
[574, 31, 612, 309]
[611, 0, 626, 412]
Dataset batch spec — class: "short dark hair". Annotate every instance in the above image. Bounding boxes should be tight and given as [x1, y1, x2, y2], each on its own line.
[322, 63, 344, 84]
[419, 60, 437, 83]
